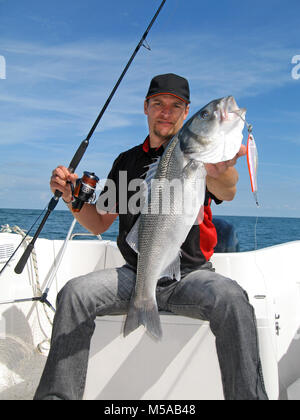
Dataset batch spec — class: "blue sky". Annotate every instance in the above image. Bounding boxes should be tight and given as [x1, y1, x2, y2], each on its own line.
[0, 0, 299, 217]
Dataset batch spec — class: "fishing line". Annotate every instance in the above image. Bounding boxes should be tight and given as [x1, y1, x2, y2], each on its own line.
[13, 0, 167, 275]
[229, 112, 272, 326]
[236, 115, 268, 307]
[254, 212, 259, 251]
[230, 110, 260, 250]
[246, 126, 260, 251]
[140, 0, 180, 72]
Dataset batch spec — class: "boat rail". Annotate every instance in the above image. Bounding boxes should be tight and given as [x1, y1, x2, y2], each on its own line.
[70, 232, 102, 240]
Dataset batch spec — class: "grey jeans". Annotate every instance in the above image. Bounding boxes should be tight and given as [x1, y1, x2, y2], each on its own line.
[34, 263, 268, 400]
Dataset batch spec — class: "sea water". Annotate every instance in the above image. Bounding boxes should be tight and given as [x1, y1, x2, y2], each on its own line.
[1, 208, 300, 252]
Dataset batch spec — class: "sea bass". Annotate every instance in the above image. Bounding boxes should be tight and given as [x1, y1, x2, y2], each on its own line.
[124, 96, 246, 340]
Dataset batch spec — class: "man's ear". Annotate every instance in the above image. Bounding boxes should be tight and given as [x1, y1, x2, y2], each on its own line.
[144, 100, 149, 116]
[184, 105, 190, 120]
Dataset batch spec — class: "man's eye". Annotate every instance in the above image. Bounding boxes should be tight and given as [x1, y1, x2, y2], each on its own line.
[200, 110, 209, 119]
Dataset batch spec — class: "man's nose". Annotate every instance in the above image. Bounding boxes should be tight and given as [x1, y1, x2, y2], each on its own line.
[160, 106, 172, 117]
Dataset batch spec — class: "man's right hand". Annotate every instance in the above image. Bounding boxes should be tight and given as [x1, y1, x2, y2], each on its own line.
[50, 166, 78, 203]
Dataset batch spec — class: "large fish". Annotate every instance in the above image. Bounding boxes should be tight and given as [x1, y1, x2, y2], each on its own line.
[124, 96, 246, 340]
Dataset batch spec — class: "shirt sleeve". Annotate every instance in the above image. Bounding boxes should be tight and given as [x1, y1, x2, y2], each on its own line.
[206, 188, 223, 205]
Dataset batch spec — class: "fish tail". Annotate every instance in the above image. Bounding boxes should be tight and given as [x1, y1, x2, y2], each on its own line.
[123, 300, 162, 340]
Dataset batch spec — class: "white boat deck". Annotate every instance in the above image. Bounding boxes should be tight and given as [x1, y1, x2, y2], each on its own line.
[1, 230, 300, 399]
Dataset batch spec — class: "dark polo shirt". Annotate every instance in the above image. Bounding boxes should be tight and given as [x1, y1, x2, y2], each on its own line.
[97, 137, 221, 271]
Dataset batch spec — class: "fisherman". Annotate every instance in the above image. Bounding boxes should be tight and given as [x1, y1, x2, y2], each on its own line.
[34, 73, 268, 400]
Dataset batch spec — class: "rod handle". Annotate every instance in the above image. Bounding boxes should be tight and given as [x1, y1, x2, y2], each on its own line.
[14, 243, 34, 274]
[50, 139, 89, 208]
[68, 139, 89, 173]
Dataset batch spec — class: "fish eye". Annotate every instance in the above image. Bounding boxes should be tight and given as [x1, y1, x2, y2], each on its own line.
[200, 110, 210, 119]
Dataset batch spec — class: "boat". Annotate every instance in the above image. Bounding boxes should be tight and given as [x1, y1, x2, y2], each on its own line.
[0, 217, 300, 400]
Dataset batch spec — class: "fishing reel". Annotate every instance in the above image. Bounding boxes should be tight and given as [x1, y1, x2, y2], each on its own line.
[70, 171, 99, 213]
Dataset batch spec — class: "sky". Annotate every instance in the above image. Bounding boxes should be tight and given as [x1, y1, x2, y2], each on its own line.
[0, 0, 300, 217]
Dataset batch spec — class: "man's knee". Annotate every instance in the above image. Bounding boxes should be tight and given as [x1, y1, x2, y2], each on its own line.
[208, 278, 255, 333]
[189, 273, 250, 318]
[57, 276, 91, 308]
[216, 279, 249, 305]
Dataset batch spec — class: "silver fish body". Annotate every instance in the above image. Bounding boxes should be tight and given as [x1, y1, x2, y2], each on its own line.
[124, 96, 246, 340]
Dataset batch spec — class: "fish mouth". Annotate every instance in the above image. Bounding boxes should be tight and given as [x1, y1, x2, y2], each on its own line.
[218, 96, 246, 122]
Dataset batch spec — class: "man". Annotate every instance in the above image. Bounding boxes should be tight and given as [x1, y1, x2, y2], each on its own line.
[34, 73, 268, 400]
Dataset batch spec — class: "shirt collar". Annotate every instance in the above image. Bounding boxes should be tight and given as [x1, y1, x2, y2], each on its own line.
[142, 136, 165, 156]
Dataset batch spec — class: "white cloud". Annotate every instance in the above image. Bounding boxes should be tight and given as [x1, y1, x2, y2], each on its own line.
[0, 32, 296, 151]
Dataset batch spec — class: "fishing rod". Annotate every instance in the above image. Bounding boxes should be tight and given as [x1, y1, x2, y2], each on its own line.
[14, 0, 167, 275]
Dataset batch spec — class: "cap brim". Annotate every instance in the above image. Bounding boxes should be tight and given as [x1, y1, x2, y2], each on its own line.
[146, 92, 190, 104]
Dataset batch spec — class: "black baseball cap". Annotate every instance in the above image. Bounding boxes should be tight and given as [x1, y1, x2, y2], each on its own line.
[145, 73, 190, 104]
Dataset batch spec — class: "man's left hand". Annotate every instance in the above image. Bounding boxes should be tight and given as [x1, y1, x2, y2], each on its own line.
[205, 145, 246, 179]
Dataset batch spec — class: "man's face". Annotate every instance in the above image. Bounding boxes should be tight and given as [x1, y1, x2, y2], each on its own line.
[144, 94, 189, 144]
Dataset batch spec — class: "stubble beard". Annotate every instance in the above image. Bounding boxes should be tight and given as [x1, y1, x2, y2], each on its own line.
[153, 127, 175, 145]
